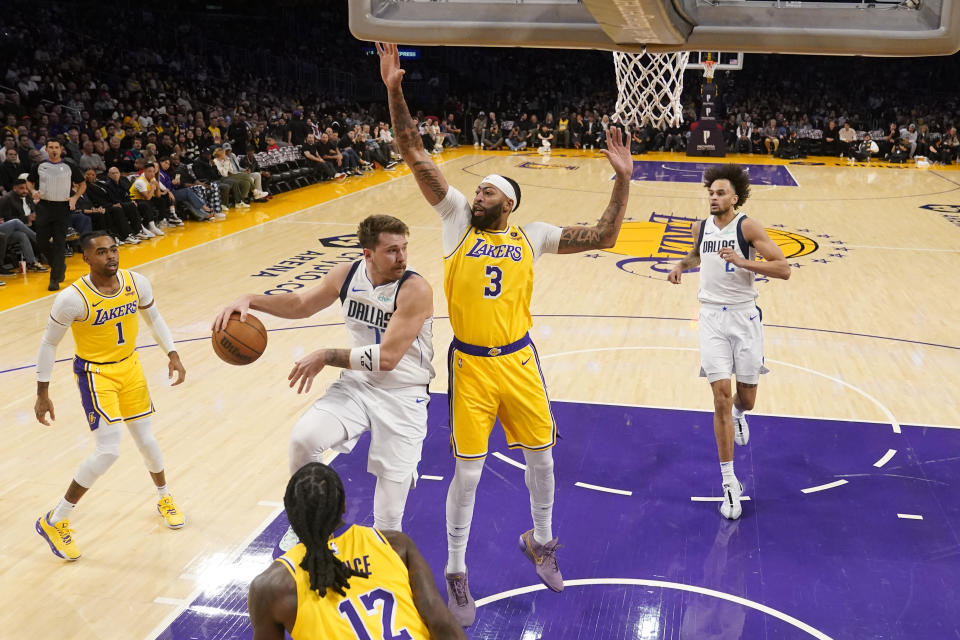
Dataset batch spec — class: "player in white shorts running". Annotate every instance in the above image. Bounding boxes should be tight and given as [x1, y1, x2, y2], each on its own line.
[213, 215, 435, 545]
[668, 164, 790, 520]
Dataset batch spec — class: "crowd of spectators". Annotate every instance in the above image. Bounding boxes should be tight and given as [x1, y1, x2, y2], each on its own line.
[1, 0, 958, 286]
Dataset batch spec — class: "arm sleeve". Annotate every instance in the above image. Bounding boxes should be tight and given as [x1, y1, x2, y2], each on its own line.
[432, 186, 472, 255]
[36, 288, 86, 382]
[131, 272, 176, 354]
[521, 222, 563, 261]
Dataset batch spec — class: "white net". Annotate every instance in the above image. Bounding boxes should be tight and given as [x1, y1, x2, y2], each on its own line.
[612, 50, 690, 128]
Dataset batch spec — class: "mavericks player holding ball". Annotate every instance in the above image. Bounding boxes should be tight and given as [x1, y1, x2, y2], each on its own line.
[213, 214, 435, 545]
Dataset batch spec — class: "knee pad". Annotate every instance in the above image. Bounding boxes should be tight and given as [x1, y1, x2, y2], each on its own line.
[128, 418, 165, 473]
[74, 424, 122, 487]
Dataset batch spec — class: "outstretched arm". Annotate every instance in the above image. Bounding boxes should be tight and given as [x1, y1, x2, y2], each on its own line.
[557, 127, 632, 254]
[376, 42, 449, 205]
[667, 221, 702, 284]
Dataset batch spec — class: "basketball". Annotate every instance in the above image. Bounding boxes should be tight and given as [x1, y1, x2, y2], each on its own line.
[212, 312, 268, 365]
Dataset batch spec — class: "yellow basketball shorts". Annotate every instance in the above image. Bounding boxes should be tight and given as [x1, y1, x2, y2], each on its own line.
[447, 335, 557, 460]
[73, 353, 154, 429]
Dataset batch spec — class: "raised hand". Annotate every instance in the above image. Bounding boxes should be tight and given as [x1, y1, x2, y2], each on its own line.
[600, 126, 633, 177]
[375, 42, 405, 90]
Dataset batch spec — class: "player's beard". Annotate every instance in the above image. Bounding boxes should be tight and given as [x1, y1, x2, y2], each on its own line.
[471, 202, 505, 230]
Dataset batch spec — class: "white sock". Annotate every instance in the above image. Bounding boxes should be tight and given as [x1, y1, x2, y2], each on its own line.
[732, 404, 745, 418]
[445, 459, 484, 575]
[156, 484, 171, 498]
[50, 498, 76, 523]
[523, 449, 555, 545]
[720, 461, 736, 486]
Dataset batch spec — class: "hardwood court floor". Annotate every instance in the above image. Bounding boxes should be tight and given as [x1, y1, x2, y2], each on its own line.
[1, 148, 958, 638]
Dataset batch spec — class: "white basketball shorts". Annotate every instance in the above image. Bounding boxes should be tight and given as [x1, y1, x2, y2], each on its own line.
[296, 376, 430, 485]
[698, 302, 769, 384]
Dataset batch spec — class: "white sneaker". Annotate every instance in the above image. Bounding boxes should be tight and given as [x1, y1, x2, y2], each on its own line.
[719, 481, 743, 520]
[125, 234, 141, 245]
[221, 205, 230, 212]
[734, 412, 749, 446]
[279, 525, 300, 552]
[139, 226, 155, 239]
[148, 221, 165, 236]
[214, 212, 226, 220]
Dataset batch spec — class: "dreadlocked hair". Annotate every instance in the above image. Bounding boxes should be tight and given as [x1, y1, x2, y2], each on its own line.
[284, 462, 364, 597]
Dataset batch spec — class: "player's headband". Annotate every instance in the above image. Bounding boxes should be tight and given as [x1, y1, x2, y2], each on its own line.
[480, 174, 517, 211]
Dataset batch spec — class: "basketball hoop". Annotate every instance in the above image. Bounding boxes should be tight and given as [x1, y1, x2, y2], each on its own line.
[702, 58, 717, 82]
[612, 50, 690, 129]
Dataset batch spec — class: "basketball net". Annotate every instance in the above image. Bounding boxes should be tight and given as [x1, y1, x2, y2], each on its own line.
[702, 58, 717, 82]
[612, 49, 690, 129]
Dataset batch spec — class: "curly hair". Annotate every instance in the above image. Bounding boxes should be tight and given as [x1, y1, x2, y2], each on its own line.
[702, 164, 751, 209]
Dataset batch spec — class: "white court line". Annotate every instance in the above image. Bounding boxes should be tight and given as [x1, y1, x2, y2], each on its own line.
[801, 479, 849, 494]
[420, 475, 444, 481]
[153, 597, 187, 607]
[256, 500, 283, 507]
[845, 244, 960, 253]
[897, 513, 924, 520]
[873, 449, 897, 468]
[541, 346, 903, 435]
[690, 496, 752, 502]
[474, 578, 833, 640]
[492, 451, 527, 470]
[574, 481, 632, 496]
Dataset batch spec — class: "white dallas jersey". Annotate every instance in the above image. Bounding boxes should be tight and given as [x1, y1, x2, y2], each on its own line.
[338, 260, 435, 389]
[697, 212, 758, 305]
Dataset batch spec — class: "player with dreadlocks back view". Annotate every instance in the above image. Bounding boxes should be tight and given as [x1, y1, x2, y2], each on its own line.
[247, 462, 466, 639]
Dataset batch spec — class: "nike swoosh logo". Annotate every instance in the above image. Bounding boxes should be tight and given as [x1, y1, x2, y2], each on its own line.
[415, 398, 427, 404]
[521, 357, 531, 365]
[92, 301, 104, 307]
[351, 287, 364, 293]
[704, 231, 714, 235]
[749, 315, 758, 321]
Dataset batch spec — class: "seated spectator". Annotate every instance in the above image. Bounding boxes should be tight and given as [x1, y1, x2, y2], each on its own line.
[331, 131, 360, 176]
[170, 153, 223, 219]
[223, 143, 269, 200]
[78, 140, 106, 174]
[442, 114, 461, 147]
[778, 130, 803, 159]
[212, 147, 252, 207]
[0, 178, 46, 270]
[879, 122, 899, 157]
[472, 112, 487, 148]
[735, 120, 753, 154]
[900, 123, 918, 157]
[104, 136, 125, 171]
[536, 124, 553, 153]
[101, 166, 153, 239]
[158, 156, 209, 220]
[886, 138, 910, 163]
[663, 123, 684, 152]
[570, 113, 584, 149]
[850, 133, 878, 162]
[942, 127, 959, 163]
[482, 123, 503, 150]
[629, 128, 646, 155]
[556, 113, 570, 148]
[506, 126, 527, 152]
[127, 163, 168, 235]
[763, 119, 780, 155]
[81, 168, 140, 243]
[377, 124, 398, 158]
[302, 133, 336, 180]
[1, 147, 25, 192]
[822, 120, 840, 156]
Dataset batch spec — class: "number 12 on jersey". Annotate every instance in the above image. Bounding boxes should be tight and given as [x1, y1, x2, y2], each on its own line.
[484, 265, 503, 298]
[338, 588, 412, 640]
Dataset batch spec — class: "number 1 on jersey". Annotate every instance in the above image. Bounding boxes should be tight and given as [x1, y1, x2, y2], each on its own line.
[115, 321, 126, 345]
[484, 265, 503, 298]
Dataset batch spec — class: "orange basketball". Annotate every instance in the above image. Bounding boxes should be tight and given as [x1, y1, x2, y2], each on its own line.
[212, 312, 267, 365]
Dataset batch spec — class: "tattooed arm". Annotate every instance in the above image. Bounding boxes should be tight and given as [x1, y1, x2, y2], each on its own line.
[377, 42, 449, 205]
[557, 127, 633, 254]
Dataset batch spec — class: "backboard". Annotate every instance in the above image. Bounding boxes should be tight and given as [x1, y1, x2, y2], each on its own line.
[348, 0, 960, 57]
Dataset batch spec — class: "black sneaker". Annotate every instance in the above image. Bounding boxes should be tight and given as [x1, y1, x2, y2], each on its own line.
[0, 266, 14, 276]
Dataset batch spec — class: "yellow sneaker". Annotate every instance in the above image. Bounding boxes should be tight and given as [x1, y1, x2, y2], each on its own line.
[36, 511, 81, 561]
[157, 495, 185, 528]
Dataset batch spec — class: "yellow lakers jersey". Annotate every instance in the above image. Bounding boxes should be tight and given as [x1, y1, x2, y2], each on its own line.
[444, 224, 535, 346]
[70, 269, 141, 363]
[277, 525, 431, 640]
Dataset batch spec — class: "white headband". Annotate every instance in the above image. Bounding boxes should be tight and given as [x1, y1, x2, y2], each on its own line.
[480, 174, 517, 211]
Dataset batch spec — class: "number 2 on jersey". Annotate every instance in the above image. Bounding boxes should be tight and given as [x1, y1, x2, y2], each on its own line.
[338, 587, 413, 640]
[484, 265, 503, 298]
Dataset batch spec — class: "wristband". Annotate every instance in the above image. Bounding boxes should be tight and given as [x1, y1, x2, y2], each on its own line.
[349, 345, 381, 372]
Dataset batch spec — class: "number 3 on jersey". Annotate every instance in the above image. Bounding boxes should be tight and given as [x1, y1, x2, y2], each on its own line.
[484, 265, 503, 298]
[338, 588, 412, 640]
